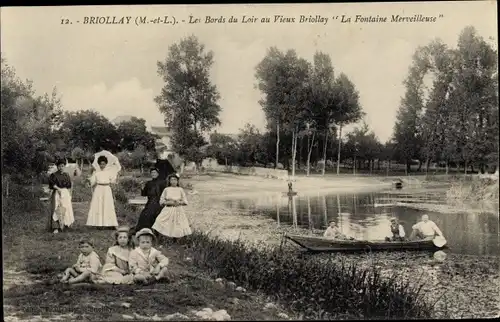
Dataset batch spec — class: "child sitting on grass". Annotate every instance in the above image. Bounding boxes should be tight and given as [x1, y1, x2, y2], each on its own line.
[95, 226, 134, 285]
[60, 238, 102, 284]
[129, 228, 170, 284]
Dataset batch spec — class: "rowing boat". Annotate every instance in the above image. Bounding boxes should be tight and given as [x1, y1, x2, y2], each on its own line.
[284, 233, 447, 252]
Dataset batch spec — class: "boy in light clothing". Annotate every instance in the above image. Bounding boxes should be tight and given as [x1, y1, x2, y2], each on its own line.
[129, 228, 170, 284]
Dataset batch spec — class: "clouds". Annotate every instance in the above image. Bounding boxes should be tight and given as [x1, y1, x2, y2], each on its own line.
[2, 3, 497, 141]
[60, 78, 163, 127]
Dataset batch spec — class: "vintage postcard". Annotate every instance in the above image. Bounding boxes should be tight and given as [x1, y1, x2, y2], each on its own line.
[2, 2, 498, 321]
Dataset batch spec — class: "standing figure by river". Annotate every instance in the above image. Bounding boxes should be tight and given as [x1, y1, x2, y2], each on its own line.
[48, 159, 75, 234]
[134, 168, 167, 233]
[152, 174, 192, 242]
[86, 156, 119, 228]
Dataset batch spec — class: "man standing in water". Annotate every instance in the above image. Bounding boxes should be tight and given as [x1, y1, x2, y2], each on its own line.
[409, 214, 444, 240]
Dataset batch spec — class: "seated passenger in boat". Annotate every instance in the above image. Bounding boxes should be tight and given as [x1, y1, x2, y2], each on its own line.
[323, 221, 354, 240]
[409, 214, 444, 240]
[385, 218, 406, 241]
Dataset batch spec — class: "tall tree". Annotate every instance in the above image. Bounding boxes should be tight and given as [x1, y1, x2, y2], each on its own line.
[255, 47, 287, 169]
[155, 35, 222, 165]
[206, 132, 238, 166]
[447, 26, 498, 174]
[332, 73, 363, 175]
[116, 117, 157, 151]
[256, 48, 311, 176]
[392, 47, 429, 173]
[59, 110, 120, 154]
[309, 52, 336, 176]
[1, 57, 62, 179]
[419, 40, 455, 173]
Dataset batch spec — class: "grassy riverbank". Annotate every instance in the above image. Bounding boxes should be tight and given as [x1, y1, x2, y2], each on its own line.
[3, 197, 296, 321]
[3, 172, 499, 320]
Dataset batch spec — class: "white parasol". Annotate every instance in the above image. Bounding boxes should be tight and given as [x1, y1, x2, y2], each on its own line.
[92, 150, 122, 174]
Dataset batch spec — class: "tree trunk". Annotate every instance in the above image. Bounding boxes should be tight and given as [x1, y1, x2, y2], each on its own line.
[322, 195, 328, 227]
[291, 127, 298, 178]
[322, 129, 329, 176]
[275, 121, 280, 169]
[464, 160, 468, 176]
[306, 131, 316, 176]
[425, 157, 430, 176]
[353, 155, 356, 175]
[336, 125, 342, 176]
[406, 160, 411, 175]
[307, 196, 312, 233]
[445, 161, 449, 175]
[298, 135, 303, 170]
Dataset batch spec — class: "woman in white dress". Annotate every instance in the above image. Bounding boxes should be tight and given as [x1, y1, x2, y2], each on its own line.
[86, 156, 119, 228]
[152, 174, 192, 242]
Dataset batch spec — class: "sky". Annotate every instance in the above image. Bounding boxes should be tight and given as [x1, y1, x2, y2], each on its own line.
[1, 2, 497, 143]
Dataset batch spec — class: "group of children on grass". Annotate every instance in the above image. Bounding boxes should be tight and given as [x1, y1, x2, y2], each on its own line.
[60, 226, 170, 285]
[59, 170, 194, 285]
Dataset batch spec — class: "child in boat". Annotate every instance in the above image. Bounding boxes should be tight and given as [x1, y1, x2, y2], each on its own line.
[95, 226, 134, 285]
[129, 228, 171, 284]
[323, 221, 353, 240]
[385, 218, 406, 241]
[60, 238, 102, 284]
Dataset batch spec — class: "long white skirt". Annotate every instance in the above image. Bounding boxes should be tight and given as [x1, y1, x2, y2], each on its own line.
[152, 206, 192, 238]
[53, 188, 75, 227]
[86, 185, 118, 227]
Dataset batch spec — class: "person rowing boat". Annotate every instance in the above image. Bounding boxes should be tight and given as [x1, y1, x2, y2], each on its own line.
[409, 214, 444, 240]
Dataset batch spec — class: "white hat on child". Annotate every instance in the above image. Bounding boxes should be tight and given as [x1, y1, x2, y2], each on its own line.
[135, 228, 155, 239]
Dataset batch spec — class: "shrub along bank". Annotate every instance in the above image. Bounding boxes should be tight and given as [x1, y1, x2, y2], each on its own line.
[178, 232, 434, 320]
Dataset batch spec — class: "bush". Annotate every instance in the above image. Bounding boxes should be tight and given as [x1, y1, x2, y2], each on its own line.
[119, 177, 143, 193]
[70, 177, 93, 202]
[2, 182, 45, 225]
[179, 231, 433, 320]
[112, 184, 129, 205]
[446, 177, 499, 205]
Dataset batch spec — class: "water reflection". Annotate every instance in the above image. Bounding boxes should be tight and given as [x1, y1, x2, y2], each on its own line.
[218, 192, 499, 256]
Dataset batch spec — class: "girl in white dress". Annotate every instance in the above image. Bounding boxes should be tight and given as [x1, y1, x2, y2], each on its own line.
[152, 174, 192, 241]
[95, 226, 134, 285]
[86, 156, 119, 228]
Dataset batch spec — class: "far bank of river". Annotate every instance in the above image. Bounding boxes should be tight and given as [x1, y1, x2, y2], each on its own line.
[178, 173, 499, 319]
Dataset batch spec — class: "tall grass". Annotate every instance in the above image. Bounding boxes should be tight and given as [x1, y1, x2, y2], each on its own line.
[179, 232, 434, 319]
[446, 178, 499, 207]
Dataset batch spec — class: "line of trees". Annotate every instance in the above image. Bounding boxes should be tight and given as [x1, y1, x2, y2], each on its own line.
[2, 25, 497, 185]
[1, 56, 159, 183]
[392, 26, 498, 174]
[158, 27, 497, 176]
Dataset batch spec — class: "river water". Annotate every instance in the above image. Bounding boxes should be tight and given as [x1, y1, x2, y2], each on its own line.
[217, 190, 500, 256]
